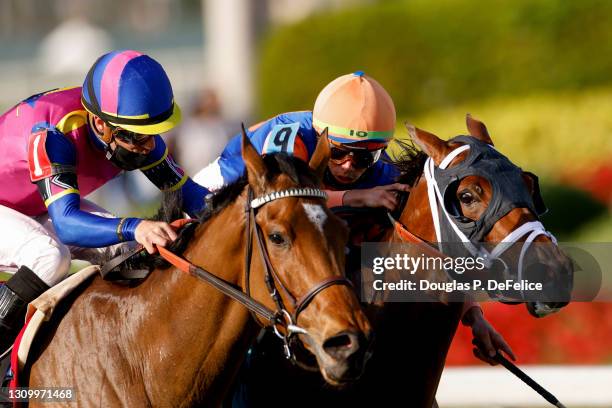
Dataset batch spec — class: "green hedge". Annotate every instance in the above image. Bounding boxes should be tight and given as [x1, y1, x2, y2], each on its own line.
[391, 86, 612, 178]
[257, 0, 612, 117]
[539, 183, 608, 239]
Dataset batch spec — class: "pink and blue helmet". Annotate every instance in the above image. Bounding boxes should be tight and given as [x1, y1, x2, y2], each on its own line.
[81, 50, 181, 135]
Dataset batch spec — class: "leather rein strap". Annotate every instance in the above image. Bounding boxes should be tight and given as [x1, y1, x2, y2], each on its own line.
[157, 187, 352, 337]
[157, 244, 278, 323]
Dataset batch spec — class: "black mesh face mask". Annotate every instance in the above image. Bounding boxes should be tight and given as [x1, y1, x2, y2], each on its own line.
[105, 143, 150, 171]
[418, 136, 569, 308]
[433, 136, 547, 243]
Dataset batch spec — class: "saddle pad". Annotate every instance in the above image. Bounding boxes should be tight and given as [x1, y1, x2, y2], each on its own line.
[13, 265, 99, 373]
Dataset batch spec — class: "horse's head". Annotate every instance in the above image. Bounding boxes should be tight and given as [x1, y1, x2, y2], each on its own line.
[402, 114, 573, 317]
[241, 128, 372, 385]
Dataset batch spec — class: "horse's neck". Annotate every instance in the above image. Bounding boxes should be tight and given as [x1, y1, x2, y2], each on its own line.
[140, 194, 259, 405]
[401, 176, 437, 242]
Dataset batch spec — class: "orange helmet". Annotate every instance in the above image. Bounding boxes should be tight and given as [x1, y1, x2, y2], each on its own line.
[312, 71, 396, 148]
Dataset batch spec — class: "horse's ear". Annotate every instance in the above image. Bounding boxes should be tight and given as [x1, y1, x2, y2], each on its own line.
[406, 122, 450, 166]
[241, 123, 267, 194]
[309, 128, 330, 181]
[466, 113, 494, 145]
[522, 171, 548, 216]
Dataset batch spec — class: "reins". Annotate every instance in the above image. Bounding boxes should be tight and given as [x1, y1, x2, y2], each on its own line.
[105, 185, 352, 361]
[241, 187, 353, 358]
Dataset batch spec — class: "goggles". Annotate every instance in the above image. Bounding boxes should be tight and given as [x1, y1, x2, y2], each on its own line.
[109, 125, 153, 146]
[330, 145, 383, 169]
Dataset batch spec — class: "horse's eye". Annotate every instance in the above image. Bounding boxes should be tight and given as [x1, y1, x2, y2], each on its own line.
[459, 191, 475, 205]
[268, 232, 286, 246]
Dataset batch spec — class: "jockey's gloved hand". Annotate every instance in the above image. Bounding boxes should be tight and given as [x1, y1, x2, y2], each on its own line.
[134, 220, 179, 254]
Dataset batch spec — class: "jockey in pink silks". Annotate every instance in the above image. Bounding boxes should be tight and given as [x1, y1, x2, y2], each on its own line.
[0, 50, 209, 355]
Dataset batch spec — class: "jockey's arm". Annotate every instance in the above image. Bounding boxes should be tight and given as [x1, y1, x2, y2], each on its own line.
[461, 299, 516, 365]
[332, 183, 411, 211]
[193, 112, 410, 212]
[193, 112, 314, 191]
[137, 135, 209, 217]
[461, 299, 483, 325]
[324, 155, 408, 211]
[46, 193, 141, 247]
[192, 111, 409, 213]
[31, 129, 206, 249]
[31, 128, 142, 247]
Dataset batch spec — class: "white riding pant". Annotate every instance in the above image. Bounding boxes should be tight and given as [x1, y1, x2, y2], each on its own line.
[0, 200, 129, 286]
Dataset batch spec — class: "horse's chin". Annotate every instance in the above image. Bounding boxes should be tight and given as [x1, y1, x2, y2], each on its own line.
[318, 363, 365, 389]
[526, 301, 567, 318]
[319, 369, 360, 389]
[310, 344, 372, 388]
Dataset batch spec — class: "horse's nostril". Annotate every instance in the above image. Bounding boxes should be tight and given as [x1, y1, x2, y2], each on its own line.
[323, 331, 361, 360]
[324, 334, 352, 349]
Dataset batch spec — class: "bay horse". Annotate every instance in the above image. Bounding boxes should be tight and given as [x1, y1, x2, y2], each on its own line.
[228, 115, 573, 407]
[23, 129, 372, 407]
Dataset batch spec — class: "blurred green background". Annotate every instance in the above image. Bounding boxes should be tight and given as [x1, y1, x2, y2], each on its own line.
[256, 0, 612, 242]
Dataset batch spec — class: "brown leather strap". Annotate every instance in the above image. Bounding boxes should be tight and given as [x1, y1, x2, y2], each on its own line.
[253, 217, 296, 309]
[186, 260, 279, 322]
[247, 186, 355, 324]
[158, 243, 280, 323]
[294, 277, 353, 320]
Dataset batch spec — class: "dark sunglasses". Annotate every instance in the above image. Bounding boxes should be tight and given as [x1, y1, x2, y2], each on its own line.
[330, 146, 383, 169]
[109, 125, 153, 146]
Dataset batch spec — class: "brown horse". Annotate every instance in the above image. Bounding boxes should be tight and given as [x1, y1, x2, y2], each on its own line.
[24, 130, 372, 407]
[229, 115, 572, 407]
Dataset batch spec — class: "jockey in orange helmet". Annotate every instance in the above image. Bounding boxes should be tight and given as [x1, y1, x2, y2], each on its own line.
[195, 71, 409, 211]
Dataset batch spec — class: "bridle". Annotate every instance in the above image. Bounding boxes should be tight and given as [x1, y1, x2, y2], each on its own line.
[156, 185, 353, 360]
[243, 186, 353, 358]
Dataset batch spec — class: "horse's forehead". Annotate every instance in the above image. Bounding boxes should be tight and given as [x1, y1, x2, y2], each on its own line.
[301, 203, 327, 233]
[274, 173, 301, 187]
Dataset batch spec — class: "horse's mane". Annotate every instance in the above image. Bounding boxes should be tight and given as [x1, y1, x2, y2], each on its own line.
[136, 153, 318, 270]
[389, 139, 428, 187]
[122, 147, 426, 272]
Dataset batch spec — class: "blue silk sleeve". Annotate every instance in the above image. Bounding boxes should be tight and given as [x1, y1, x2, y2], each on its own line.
[47, 193, 141, 247]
